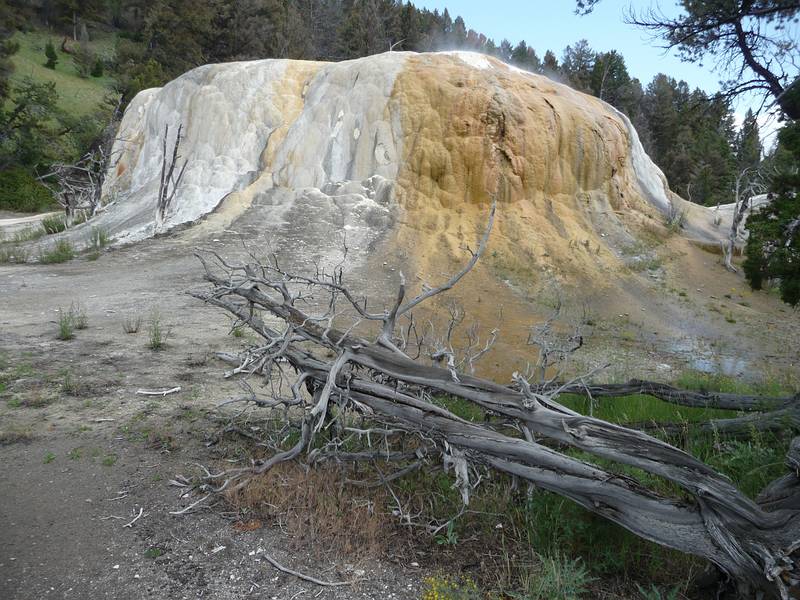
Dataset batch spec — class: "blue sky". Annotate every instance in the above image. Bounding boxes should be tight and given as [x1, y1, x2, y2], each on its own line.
[414, 1, 717, 93]
[414, 1, 787, 143]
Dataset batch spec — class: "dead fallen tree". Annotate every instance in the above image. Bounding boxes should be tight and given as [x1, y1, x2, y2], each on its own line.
[191, 205, 800, 599]
[556, 379, 797, 412]
[554, 379, 800, 437]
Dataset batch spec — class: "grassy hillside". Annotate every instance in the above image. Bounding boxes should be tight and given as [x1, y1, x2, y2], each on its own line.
[0, 30, 119, 215]
[10, 30, 117, 117]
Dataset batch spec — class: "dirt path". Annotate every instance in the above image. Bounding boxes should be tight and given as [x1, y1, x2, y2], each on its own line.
[0, 431, 421, 600]
[0, 211, 60, 234]
[0, 231, 424, 600]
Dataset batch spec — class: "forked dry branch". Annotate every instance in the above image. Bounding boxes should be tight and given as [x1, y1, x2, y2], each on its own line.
[191, 201, 799, 599]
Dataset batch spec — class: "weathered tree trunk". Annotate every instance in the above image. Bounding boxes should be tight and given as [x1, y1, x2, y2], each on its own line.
[556, 379, 796, 412]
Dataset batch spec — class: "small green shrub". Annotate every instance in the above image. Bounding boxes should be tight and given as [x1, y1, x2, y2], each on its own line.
[88, 227, 109, 251]
[143, 547, 164, 559]
[41, 214, 67, 234]
[70, 302, 88, 329]
[0, 245, 29, 263]
[665, 206, 686, 233]
[12, 227, 45, 243]
[0, 167, 56, 212]
[90, 58, 104, 77]
[147, 312, 168, 350]
[40, 240, 75, 264]
[57, 309, 74, 340]
[421, 575, 480, 600]
[516, 554, 595, 600]
[56, 303, 88, 340]
[44, 39, 58, 69]
[435, 520, 459, 546]
[43, 451, 56, 464]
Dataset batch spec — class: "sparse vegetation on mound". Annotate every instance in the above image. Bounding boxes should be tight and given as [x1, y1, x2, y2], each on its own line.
[40, 239, 74, 264]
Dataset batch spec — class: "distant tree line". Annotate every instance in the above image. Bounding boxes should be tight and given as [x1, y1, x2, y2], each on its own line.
[0, 0, 774, 210]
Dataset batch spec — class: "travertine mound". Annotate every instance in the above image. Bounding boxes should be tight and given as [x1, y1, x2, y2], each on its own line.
[97, 51, 709, 287]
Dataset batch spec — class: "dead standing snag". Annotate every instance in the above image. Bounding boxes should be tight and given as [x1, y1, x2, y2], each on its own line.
[155, 124, 188, 232]
[192, 200, 800, 599]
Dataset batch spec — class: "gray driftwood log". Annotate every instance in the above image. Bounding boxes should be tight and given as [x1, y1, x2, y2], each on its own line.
[191, 206, 799, 598]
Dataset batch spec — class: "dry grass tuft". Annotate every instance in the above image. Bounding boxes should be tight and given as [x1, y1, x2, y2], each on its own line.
[0, 427, 34, 445]
[226, 462, 395, 561]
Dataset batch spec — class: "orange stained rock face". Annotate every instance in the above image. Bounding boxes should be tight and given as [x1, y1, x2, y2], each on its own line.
[389, 53, 661, 294]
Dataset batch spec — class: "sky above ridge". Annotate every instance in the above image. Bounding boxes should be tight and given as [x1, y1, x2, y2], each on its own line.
[415, 1, 715, 91]
[414, 1, 785, 143]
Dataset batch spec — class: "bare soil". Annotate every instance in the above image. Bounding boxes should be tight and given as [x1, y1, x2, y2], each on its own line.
[0, 231, 423, 600]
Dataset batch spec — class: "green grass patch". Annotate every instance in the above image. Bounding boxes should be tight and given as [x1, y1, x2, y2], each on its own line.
[41, 214, 67, 234]
[57, 308, 75, 340]
[10, 226, 46, 244]
[557, 393, 737, 425]
[147, 311, 168, 351]
[675, 369, 788, 397]
[434, 395, 487, 422]
[10, 31, 116, 119]
[143, 547, 164, 559]
[0, 244, 30, 263]
[40, 239, 75, 264]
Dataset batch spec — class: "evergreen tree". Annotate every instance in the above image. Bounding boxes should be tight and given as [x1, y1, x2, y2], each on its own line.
[44, 38, 58, 69]
[398, 2, 421, 52]
[498, 39, 512, 63]
[142, 0, 216, 77]
[590, 50, 631, 108]
[735, 109, 762, 173]
[542, 49, 559, 74]
[0, 0, 20, 103]
[561, 39, 594, 91]
[0, 78, 59, 169]
[336, 0, 399, 59]
[511, 41, 539, 72]
[744, 120, 800, 305]
[450, 15, 466, 47]
[90, 56, 103, 77]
